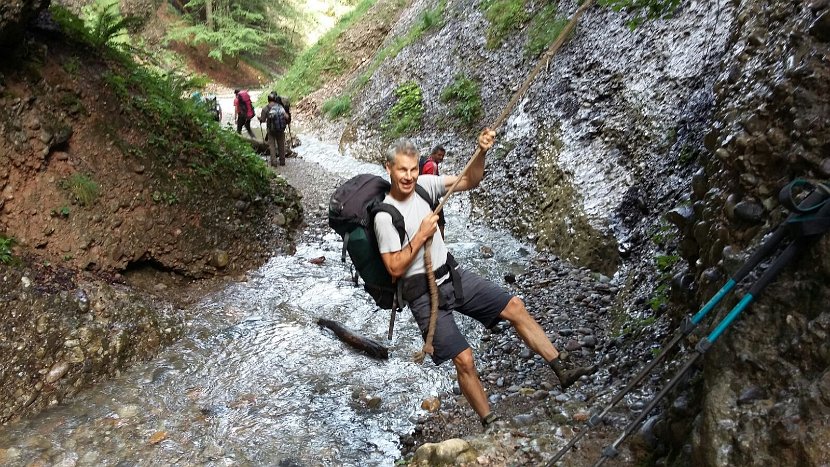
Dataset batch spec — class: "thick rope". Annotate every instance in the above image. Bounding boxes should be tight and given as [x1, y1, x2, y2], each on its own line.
[421, 0, 597, 358]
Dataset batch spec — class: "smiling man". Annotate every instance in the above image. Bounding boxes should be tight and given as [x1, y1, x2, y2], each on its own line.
[374, 129, 596, 429]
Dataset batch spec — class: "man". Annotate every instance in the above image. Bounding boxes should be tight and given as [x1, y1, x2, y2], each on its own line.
[421, 145, 445, 175]
[259, 92, 290, 166]
[233, 89, 255, 138]
[421, 145, 447, 236]
[374, 129, 596, 429]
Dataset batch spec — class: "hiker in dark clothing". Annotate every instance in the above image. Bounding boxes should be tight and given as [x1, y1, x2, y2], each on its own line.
[259, 92, 290, 166]
[374, 129, 597, 429]
[234, 89, 256, 138]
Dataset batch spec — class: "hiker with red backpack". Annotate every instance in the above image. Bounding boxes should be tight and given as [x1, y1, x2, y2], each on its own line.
[373, 129, 597, 429]
[233, 89, 256, 138]
[420, 145, 445, 175]
[259, 92, 290, 166]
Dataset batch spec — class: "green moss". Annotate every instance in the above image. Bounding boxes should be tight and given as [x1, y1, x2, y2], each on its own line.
[383, 81, 424, 138]
[531, 129, 619, 276]
[482, 0, 528, 49]
[525, 3, 568, 57]
[439, 74, 482, 128]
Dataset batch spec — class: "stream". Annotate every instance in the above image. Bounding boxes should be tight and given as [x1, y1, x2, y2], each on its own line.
[0, 136, 533, 466]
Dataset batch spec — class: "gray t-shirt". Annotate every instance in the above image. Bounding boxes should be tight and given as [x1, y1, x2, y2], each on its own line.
[374, 175, 449, 279]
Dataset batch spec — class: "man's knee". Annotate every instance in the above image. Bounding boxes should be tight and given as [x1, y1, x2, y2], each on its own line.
[499, 296, 529, 322]
[452, 348, 476, 374]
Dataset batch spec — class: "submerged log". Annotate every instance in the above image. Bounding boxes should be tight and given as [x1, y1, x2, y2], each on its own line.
[317, 318, 389, 360]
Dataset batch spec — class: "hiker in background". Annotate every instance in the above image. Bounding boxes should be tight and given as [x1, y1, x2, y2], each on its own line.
[375, 130, 597, 430]
[259, 92, 290, 166]
[234, 89, 255, 138]
[420, 145, 447, 237]
[421, 145, 445, 175]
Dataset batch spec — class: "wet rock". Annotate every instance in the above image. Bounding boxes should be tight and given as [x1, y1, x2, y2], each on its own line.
[819, 158, 830, 177]
[480, 246, 494, 259]
[273, 212, 287, 227]
[421, 397, 441, 412]
[366, 396, 382, 409]
[737, 386, 766, 405]
[583, 335, 598, 348]
[210, 249, 230, 269]
[734, 200, 765, 223]
[564, 339, 581, 351]
[513, 413, 536, 426]
[810, 11, 830, 42]
[666, 205, 695, 229]
[45, 361, 69, 383]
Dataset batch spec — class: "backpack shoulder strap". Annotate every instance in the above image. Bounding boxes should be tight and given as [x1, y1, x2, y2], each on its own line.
[414, 184, 438, 211]
[372, 203, 406, 245]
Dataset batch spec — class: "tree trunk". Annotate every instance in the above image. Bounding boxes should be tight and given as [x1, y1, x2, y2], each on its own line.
[317, 318, 389, 360]
[205, 0, 213, 31]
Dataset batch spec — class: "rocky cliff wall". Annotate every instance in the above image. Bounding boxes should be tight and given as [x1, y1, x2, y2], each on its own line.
[666, 1, 830, 465]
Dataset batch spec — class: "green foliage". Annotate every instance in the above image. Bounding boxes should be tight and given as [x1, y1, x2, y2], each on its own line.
[60, 174, 100, 206]
[101, 59, 272, 196]
[525, 3, 568, 57]
[152, 190, 179, 205]
[383, 81, 424, 138]
[51, 206, 71, 218]
[274, 0, 378, 102]
[352, 0, 446, 95]
[322, 94, 352, 119]
[168, 0, 302, 62]
[598, 0, 682, 29]
[648, 253, 679, 311]
[482, 0, 528, 49]
[0, 236, 14, 265]
[50, 1, 143, 50]
[439, 74, 482, 127]
[655, 253, 679, 272]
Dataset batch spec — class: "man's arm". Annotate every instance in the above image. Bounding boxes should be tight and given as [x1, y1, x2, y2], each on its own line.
[442, 128, 495, 192]
[378, 214, 439, 279]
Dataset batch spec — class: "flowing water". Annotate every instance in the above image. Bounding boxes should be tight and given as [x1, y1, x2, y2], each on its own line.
[0, 136, 532, 467]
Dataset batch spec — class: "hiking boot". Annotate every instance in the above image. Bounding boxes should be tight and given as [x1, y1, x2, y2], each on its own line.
[481, 413, 505, 433]
[549, 358, 597, 390]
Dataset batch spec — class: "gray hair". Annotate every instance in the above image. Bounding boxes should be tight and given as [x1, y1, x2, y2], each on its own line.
[385, 138, 419, 165]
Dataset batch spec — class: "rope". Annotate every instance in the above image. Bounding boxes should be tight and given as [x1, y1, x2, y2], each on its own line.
[420, 0, 597, 357]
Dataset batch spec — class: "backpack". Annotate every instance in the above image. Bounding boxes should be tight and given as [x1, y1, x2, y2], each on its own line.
[328, 174, 437, 309]
[206, 96, 221, 122]
[267, 104, 288, 134]
[418, 156, 428, 174]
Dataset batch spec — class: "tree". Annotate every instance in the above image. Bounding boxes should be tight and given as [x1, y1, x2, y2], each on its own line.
[168, 0, 303, 65]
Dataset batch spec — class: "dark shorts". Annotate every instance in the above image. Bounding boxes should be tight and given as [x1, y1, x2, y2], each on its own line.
[408, 267, 513, 365]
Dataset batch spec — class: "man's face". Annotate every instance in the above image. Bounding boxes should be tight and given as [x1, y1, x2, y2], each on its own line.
[433, 150, 445, 163]
[387, 152, 419, 197]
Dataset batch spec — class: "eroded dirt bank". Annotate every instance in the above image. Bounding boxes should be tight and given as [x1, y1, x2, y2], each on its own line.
[0, 18, 303, 424]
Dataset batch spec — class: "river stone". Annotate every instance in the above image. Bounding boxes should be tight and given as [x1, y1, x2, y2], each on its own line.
[734, 200, 765, 223]
[819, 158, 830, 177]
[210, 249, 229, 269]
[45, 361, 70, 383]
[413, 439, 474, 465]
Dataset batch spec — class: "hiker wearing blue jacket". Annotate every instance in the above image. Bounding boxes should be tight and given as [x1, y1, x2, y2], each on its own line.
[374, 129, 596, 429]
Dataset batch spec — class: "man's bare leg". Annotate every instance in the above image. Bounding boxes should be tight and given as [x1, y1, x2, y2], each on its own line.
[452, 347, 490, 419]
[498, 296, 596, 388]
